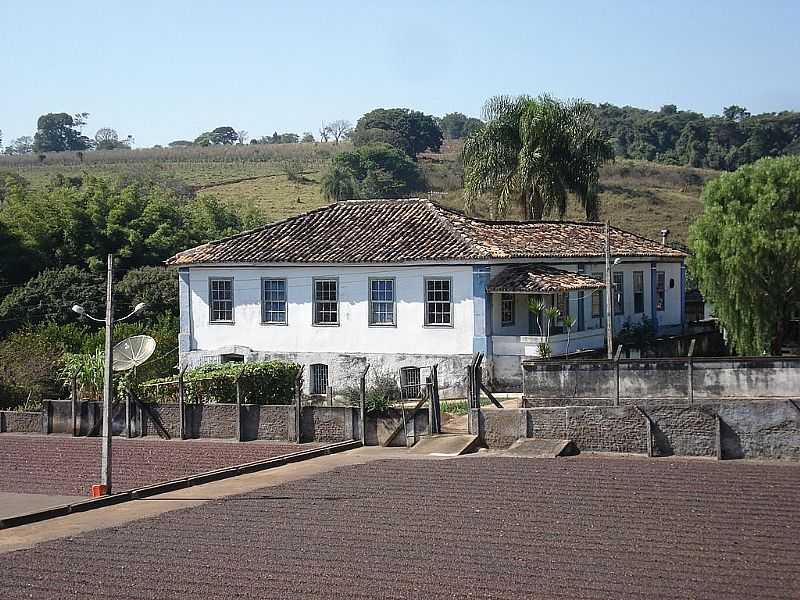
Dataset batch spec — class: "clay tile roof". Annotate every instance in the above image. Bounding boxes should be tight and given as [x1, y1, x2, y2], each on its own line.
[166, 198, 686, 266]
[488, 264, 605, 294]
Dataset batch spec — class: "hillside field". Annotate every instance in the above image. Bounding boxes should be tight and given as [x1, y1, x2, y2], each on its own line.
[0, 141, 719, 244]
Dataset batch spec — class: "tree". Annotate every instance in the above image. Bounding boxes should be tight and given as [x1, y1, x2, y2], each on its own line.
[462, 118, 484, 138]
[4, 136, 33, 155]
[690, 156, 800, 355]
[210, 126, 238, 145]
[440, 112, 469, 139]
[168, 140, 194, 147]
[116, 266, 178, 318]
[327, 120, 352, 144]
[321, 143, 424, 201]
[723, 105, 750, 122]
[353, 108, 443, 157]
[320, 163, 359, 202]
[194, 132, 212, 146]
[236, 129, 248, 144]
[33, 113, 92, 152]
[301, 132, 315, 143]
[94, 128, 131, 150]
[463, 94, 614, 220]
[319, 124, 330, 143]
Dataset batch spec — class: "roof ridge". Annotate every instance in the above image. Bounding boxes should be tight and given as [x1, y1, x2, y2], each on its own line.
[425, 201, 489, 258]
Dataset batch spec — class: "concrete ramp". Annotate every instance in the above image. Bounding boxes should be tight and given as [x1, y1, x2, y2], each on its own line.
[502, 438, 579, 458]
[411, 434, 480, 456]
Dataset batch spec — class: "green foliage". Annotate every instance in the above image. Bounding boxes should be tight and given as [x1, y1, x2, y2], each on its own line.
[210, 126, 238, 145]
[116, 266, 178, 319]
[689, 156, 800, 354]
[616, 316, 656, 351]
[536, 341, 552, 359]
[0, 174, 242, 272]
[323, 143, 424, 200]
[341, 368, 401, 414]
[33, 113, 92, 152]
[440, 113, 483, 139]
[61, 349, 104, 400]
[94, 128, 131, 151]
[353, 108, 443, 157]
[593, 103, 800, 171]
[464, 95, 614, 220]
[0, 328, 65, 408]
[142, 360, 299, 405]
[0, 266, 105, 329]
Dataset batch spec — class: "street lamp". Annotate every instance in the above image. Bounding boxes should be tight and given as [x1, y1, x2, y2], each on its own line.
[72, 255, 146, 496]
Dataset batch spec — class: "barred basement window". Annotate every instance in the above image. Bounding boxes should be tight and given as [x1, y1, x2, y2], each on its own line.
[400, 367, 421, 399]
[501, 293, 515, 326]
[424, 278, 452, 326]
[310, 364, 328, 395]
[313, 279, 339, 325]
[209, 278, 234, 323]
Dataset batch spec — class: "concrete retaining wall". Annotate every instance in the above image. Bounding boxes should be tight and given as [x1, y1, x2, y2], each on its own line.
[477, 399, 800, 460]
[523, 357, 800, 405]
[0, 411, 42, 433]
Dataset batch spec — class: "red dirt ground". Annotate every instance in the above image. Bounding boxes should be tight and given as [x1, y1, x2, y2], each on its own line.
[0, 434, 318, 496]
[1, 456, 798, 599]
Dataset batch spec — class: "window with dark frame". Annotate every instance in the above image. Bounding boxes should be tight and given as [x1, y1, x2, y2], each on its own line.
[369, 279, 395, 325]
[425, 278, 452, 326]
[400, 366, 421, 399]
[656, 271, 666, 311]
[310, 364, 328, 395]
[262, 278, 287, 324]
[209, 278, 233, 322]
[613, 271, 624, 315]
[633, 271, 645, 313]
[500, 293, 515, 326]
[591, 272, 604, 319]
[313, 279, 339, 325]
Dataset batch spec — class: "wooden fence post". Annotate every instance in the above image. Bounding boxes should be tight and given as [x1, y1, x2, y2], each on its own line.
[125, 387, 132, 438]
[71, 376, 79, 436]
[687, 338, 696, 405]
[360, 364, 370, 446]
[431, 364, 441, 434]
[178, 364, 188, 440]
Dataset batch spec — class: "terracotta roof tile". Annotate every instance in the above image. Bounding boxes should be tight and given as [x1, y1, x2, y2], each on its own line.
[166, 198, 686, 266]
[488, 264, 605, 293]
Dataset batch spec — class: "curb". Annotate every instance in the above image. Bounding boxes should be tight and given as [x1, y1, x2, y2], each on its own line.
[0, 440, 362, 530]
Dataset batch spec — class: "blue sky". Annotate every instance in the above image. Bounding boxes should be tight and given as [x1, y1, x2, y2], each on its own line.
[1, 0, 799, 147]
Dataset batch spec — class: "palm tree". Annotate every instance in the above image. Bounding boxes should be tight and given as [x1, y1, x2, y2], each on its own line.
[320, 164, 359, 202]
[562, 315, 576, 355]
[463, 94, 614, 220]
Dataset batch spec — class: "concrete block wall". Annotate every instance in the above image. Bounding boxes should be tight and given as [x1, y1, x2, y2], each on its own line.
[477, 399, 800, 460]
[0, 411, 42, 433]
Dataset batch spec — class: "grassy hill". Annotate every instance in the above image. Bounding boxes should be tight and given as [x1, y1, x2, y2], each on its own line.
[0, 141, 718, 245]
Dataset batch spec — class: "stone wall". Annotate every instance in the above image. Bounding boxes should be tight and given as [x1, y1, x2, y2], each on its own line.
[477, 399, 800, 460]
[300, 406, 356, 443]
[523, 357, 800, 405]
[0, 411, 42, 433]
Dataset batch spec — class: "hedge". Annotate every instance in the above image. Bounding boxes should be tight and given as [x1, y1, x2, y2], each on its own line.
[141, 360, 299, 405]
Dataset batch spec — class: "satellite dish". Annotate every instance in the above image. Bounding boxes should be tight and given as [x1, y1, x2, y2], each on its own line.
[112, 335, 156, 372]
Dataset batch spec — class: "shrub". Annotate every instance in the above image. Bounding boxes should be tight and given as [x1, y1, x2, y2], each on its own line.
[0, 328, 65, 409]
[340, 368, 401, 414]
[141, 360, 299, 405]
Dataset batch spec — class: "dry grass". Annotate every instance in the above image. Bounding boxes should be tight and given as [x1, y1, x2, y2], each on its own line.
[0, 141, 718, 244]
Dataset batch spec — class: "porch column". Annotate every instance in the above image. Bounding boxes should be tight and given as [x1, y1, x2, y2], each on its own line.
[576, 263, 585, 332]
[472, 265, 492, 356]
[680, 263, 687, 332]
[650, 262, 659, 334]
[178, 267, 193, 355]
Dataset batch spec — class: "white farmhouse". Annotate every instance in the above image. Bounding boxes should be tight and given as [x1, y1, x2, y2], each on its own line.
[167, 198, 686, 395]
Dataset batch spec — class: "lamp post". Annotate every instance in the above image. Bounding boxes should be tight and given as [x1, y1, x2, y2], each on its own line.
[72, 254, 145, 495]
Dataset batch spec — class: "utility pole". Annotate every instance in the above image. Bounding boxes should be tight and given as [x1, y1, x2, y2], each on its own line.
[605, 222, 614, 360]
[101, 253, 114, 493]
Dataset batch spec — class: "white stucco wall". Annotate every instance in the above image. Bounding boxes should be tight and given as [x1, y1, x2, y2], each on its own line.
[185, 265, 476, 356]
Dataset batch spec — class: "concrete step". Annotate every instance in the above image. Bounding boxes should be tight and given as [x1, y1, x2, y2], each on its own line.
[502, 438, 579, 458]
[410, 434, 481, 456]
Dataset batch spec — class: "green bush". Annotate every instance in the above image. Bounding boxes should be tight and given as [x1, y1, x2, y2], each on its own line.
[341, 368, 401, 414]
[141, 360, 299, 405]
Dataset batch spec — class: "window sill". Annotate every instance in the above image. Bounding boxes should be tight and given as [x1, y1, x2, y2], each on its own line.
[261, 321, 288, 326]
[368, 322, 397, 328]
[423, 323, 454, 329]
[312, 322, 340, 327]
[209, 321, 235, 325]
